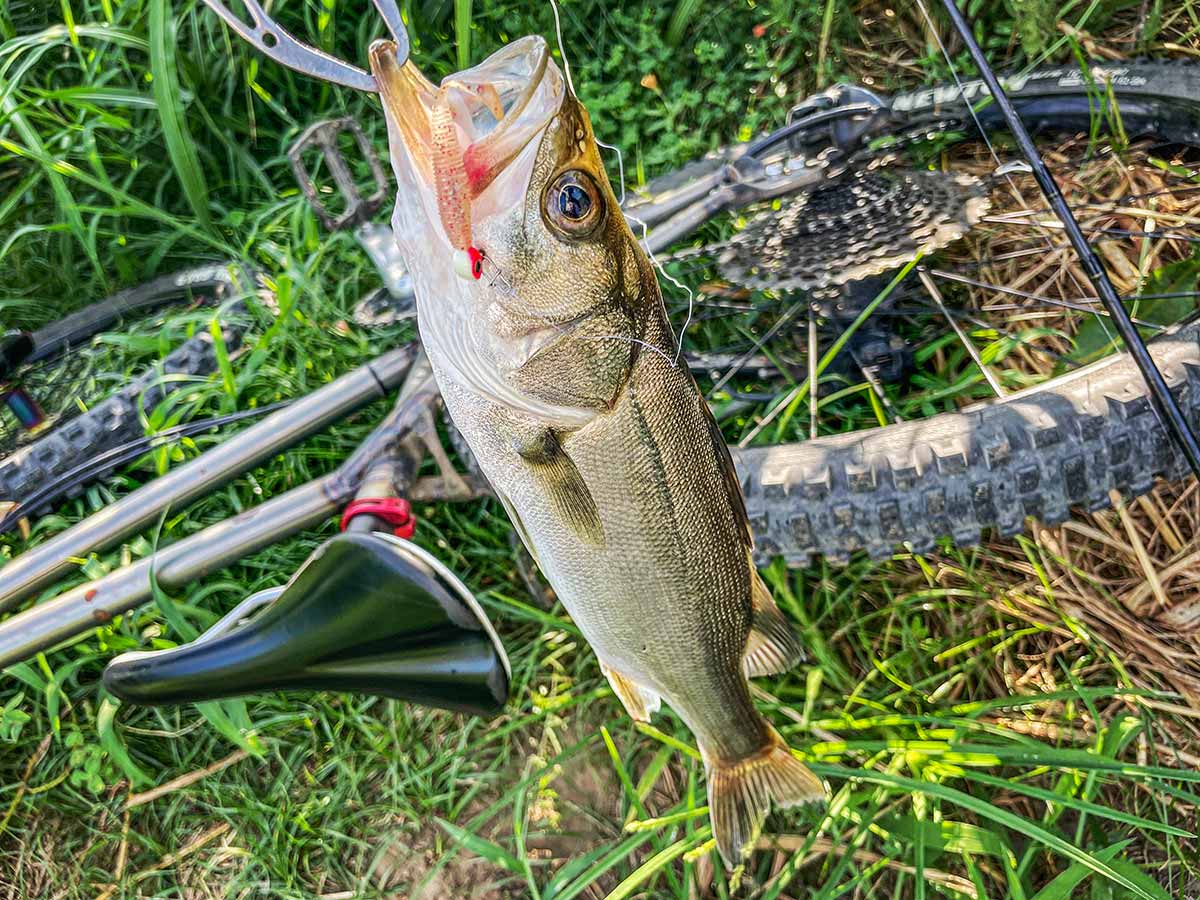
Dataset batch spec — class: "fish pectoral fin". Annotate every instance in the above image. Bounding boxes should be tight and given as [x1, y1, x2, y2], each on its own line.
[515, 430, 604, 546]
[743, 573, 805, 678]
[704, 727, 828, 868]
[600, 662, 660, 722]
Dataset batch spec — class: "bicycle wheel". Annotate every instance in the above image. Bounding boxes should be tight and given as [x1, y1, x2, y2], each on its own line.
[0, 264, 254, 511]
[648, 60, 1200, 564]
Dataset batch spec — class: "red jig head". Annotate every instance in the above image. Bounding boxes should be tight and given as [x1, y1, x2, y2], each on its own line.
[468, 246, 485, 280]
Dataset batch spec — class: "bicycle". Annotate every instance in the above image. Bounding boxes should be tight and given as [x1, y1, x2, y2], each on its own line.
[3, 17, 1200, 705]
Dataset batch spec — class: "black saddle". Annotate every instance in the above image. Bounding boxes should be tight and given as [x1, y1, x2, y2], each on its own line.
[103, 532, 509, 717]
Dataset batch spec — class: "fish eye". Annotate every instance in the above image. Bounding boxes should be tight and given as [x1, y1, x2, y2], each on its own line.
[545, 170, 604, 238]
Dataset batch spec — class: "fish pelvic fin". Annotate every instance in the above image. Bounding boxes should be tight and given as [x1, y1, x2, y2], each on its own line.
[515, 429, 604, 546]
[743, 573, 805, 678]
[494, 487, 542, 567]
[704, 727, 828, 868]
[600, 662, 660, 722]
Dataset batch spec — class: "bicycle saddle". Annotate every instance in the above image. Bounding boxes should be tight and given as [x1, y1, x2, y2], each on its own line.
[102, 532, 509, 717]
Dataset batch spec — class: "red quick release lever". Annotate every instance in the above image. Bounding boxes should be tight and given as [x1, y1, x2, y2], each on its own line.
[340, 497, 415, 539]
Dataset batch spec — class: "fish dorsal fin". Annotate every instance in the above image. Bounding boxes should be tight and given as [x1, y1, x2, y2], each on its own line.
[743, 573, 804, 678]
[600, 662, 661, 722]
[515, 429, 604, 546]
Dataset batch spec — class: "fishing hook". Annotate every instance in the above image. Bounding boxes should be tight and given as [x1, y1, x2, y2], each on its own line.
[200, 0, 410, 92]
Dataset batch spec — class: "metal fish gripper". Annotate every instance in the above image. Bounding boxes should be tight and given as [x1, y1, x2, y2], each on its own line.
[200, 0, 410, 92]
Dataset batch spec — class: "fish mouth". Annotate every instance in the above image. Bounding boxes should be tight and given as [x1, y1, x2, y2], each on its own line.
[370, 36, 563, 250]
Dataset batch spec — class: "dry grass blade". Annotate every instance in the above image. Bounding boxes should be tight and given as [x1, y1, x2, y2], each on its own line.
[94, 822, 231, 900]
[972, 479, 1200, 717]
[0, 733, 51, 837]
[1109, 488, 1169, 613]
[123, 748, 250, 810]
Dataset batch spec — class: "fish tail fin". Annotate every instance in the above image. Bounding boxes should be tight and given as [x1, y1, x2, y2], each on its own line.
[743, 574, 805, 678]
[704, 727, 827, 868]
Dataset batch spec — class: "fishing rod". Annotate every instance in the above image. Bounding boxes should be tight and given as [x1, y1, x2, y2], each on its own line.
[938, 0, 1200, 480]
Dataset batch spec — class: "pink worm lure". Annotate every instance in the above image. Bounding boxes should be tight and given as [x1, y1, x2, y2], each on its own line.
[429, 83, 511, 281]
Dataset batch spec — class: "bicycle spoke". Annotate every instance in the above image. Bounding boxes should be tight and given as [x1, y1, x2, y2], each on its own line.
[958, 309, 1081, 370]
[854, 352, 905, 422]
[917, 268, 1006, 397]
[926, 269, 1169, 332]
[686, 351, 777, 377]
[738, 382, 803, 447]
[981, 195, 1200, 225]
[979, 216, 1200, 245]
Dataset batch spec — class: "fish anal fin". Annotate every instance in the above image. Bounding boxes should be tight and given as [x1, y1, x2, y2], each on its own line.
[600, 662, 660, 722]
[743, 573, 804, 678]
[704, 726, 827, 868]
[515, 430, 603, 546]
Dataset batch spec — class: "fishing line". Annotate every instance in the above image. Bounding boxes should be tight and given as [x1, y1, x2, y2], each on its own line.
[546, 0, 696, 367]
[548, 0, 575, 96]
[911, 0, 1116, 351]
[596, 137, 626, 205]
[593, 138, 697, 366]
[629, 209, 697, 366]
[580, 334, 678, 368]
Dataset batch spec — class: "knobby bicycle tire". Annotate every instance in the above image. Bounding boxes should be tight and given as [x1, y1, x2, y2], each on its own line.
[0, 331, 242, 514]
[732, 320, 1200, 565]
[19, 263, 241, 367]
[890, 59, 1200, 146]
[633, 60, 1200, 204]
[0, 265, 251, 511]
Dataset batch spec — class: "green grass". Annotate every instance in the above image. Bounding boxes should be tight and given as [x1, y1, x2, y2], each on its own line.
[2, 0, 1200, 897]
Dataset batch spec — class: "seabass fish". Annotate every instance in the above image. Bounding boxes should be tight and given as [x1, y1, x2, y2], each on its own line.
[368, 35, 827, 865]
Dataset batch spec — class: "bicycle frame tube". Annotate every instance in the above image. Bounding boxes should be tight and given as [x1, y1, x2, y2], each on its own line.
[0, 480, 336, 668]
[0, 370, 440, 669]
[626, 167, 734, 233]
[0, 347, 415, 611]
[640, 188, 739, 256]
